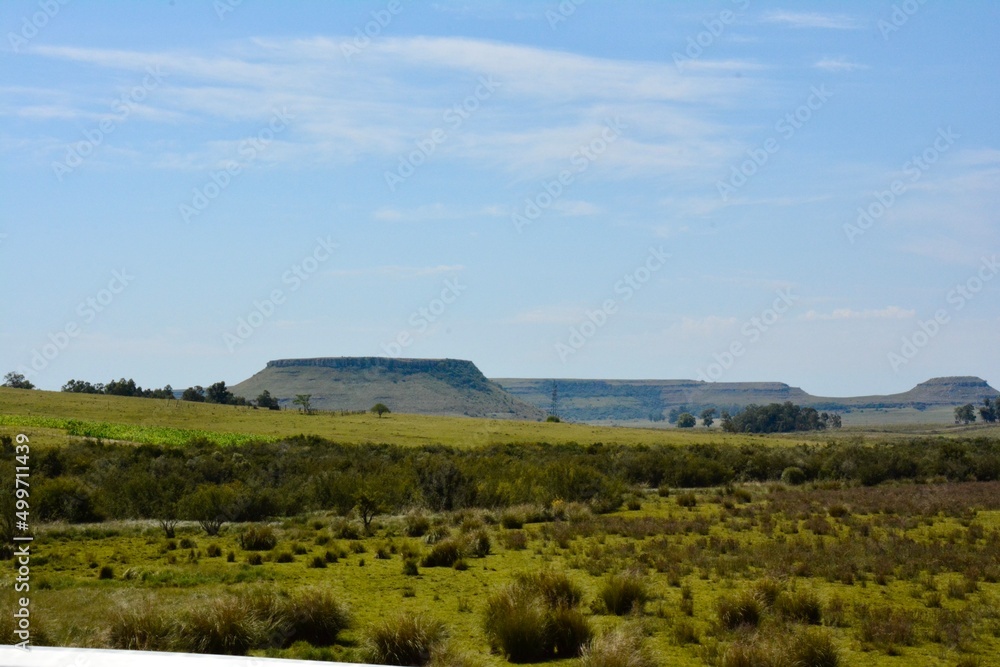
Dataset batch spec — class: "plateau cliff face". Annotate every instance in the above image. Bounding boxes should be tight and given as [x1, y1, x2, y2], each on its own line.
[493, 376, 999, 423]
[232, 357, 545, 419]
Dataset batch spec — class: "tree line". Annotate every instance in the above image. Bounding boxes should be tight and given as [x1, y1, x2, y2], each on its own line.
[954, 397, 1000, 424]
[4, 433, 999, 537]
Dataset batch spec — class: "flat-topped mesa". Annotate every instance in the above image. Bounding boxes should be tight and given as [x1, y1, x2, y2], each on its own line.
[265, 357, 492, 392]
[495, 375, 999, 423]
[233, 357, 543, 419]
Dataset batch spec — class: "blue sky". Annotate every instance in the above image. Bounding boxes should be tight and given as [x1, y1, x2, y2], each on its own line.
[1, 0, 998, 396]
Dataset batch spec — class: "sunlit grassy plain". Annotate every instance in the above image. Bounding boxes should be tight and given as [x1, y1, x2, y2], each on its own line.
[2, 387, 1000, 665]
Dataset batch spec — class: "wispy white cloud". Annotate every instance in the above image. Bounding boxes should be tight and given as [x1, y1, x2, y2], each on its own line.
[814, 57, 869, 72]
[762, 11, 864, 30]
[327, 265, 465, 279]
[16, 37, 762, 180]
[372, 203, 505, 223]
[803, 306, 915, 321]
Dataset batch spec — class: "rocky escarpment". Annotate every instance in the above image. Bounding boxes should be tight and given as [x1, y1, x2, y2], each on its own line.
[233, 357, 545, 419]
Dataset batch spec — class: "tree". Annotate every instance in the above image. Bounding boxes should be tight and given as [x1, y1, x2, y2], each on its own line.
[256, 390, 281, 410]
[700, 408, 717, 428]
[293, 394, 313, 414]
[371, 403, 391, 418]
[180, 484, 239, 536]
[62, 379, 102, 393]
[181, 386, 206, 402]
[676, 413, 696, 428]
[105, 378, 140, 396]
[978, 398, 998, 424]
[954, 403, 977, 425]
[2, 372, 34, 390]
[206, 381, 234, 405]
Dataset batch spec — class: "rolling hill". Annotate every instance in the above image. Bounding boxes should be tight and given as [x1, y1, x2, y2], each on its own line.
[231, 357, 545, 420]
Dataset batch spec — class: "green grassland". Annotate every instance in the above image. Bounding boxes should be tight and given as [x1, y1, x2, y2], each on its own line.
[5, 486, 1000, 665]
[2, 387, 1000, 666]
[0, 387, 804, 449]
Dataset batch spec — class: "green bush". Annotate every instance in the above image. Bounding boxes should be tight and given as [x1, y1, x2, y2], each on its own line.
[781, 466, 807, 485]
[470, 530, 491, 558]
[238, 524, 278, 551]
[406, 513, 431, 537]
[422, 538, 464, 568]
[365, 611, 446, 666]
[676, 492, 697, 508]
[284, 588, 352, 646]
[717, 591, 762, 630]
[483, 584, 552, 663]
[786, 627, 839, 667]
[98, 565, 114, 580]
[579, 626, 654, 667]
[174, 595, 275, 656]
[599, 572, 649, 616]
[516, 570, 584, 609]
[776, 589, 823, 625]
[548, 606, 592, 658]
[108, 601, 172, 650]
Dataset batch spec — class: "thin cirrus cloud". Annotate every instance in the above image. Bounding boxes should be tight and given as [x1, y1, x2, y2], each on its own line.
[326, 265, 466, 279]
[14, 37, 760, 180]
[761, 11, 865, 30]
[803, 306, 916, 321]
[814, 57, 870, 72]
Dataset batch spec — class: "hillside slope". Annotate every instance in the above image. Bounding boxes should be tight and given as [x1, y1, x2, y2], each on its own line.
[232, 357, 545, 419]
[494, 376, 999, 423]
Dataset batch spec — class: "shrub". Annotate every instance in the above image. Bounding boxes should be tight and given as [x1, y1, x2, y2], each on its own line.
[855, 604, 917, 648]
[775, 589, 822, 625]
[98, 565, 114, 580]
[750, 577, 783, 607]
[599, 572, 649, 616]
[403, 557, 420, 576]
[579, 626, 654, 667]
[174, 595, 275, 655]
[238, 525, 278, 551]
[365, 612, 446, 666]
[206, 544, 222, 558]
[308, 555, 327, 568]
[786, 627, 839, 667]
[516, 571, 584, 610]
[502, 530, 528, 550]
[657, 485, 670, 497]
[470, 530, 491, 558]
[548, 606, 592, 658]
[717, 591, 762, 630]
[781, 466, 807, 485]
[677, 492, 697, 508]
[483, 584, 552, 663]
[406, 513, 431, 537]
[422, 539, 463, 568]
[275, 551, 294, 563]
[246, 553, 263, 566]
[500, 510, 524, 530]
[284, 588, 352, 646]
[108, 601, 171, 650]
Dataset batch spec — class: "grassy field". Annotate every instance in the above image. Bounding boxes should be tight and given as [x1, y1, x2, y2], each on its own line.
[0, 387, 806, 449]
[5, 485, 999, 665]
[3, 387, 1000, 666]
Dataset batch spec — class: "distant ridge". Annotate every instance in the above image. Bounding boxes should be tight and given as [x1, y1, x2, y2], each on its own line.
[493, 376, 999, 423]
[232, 357, 545, 419]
